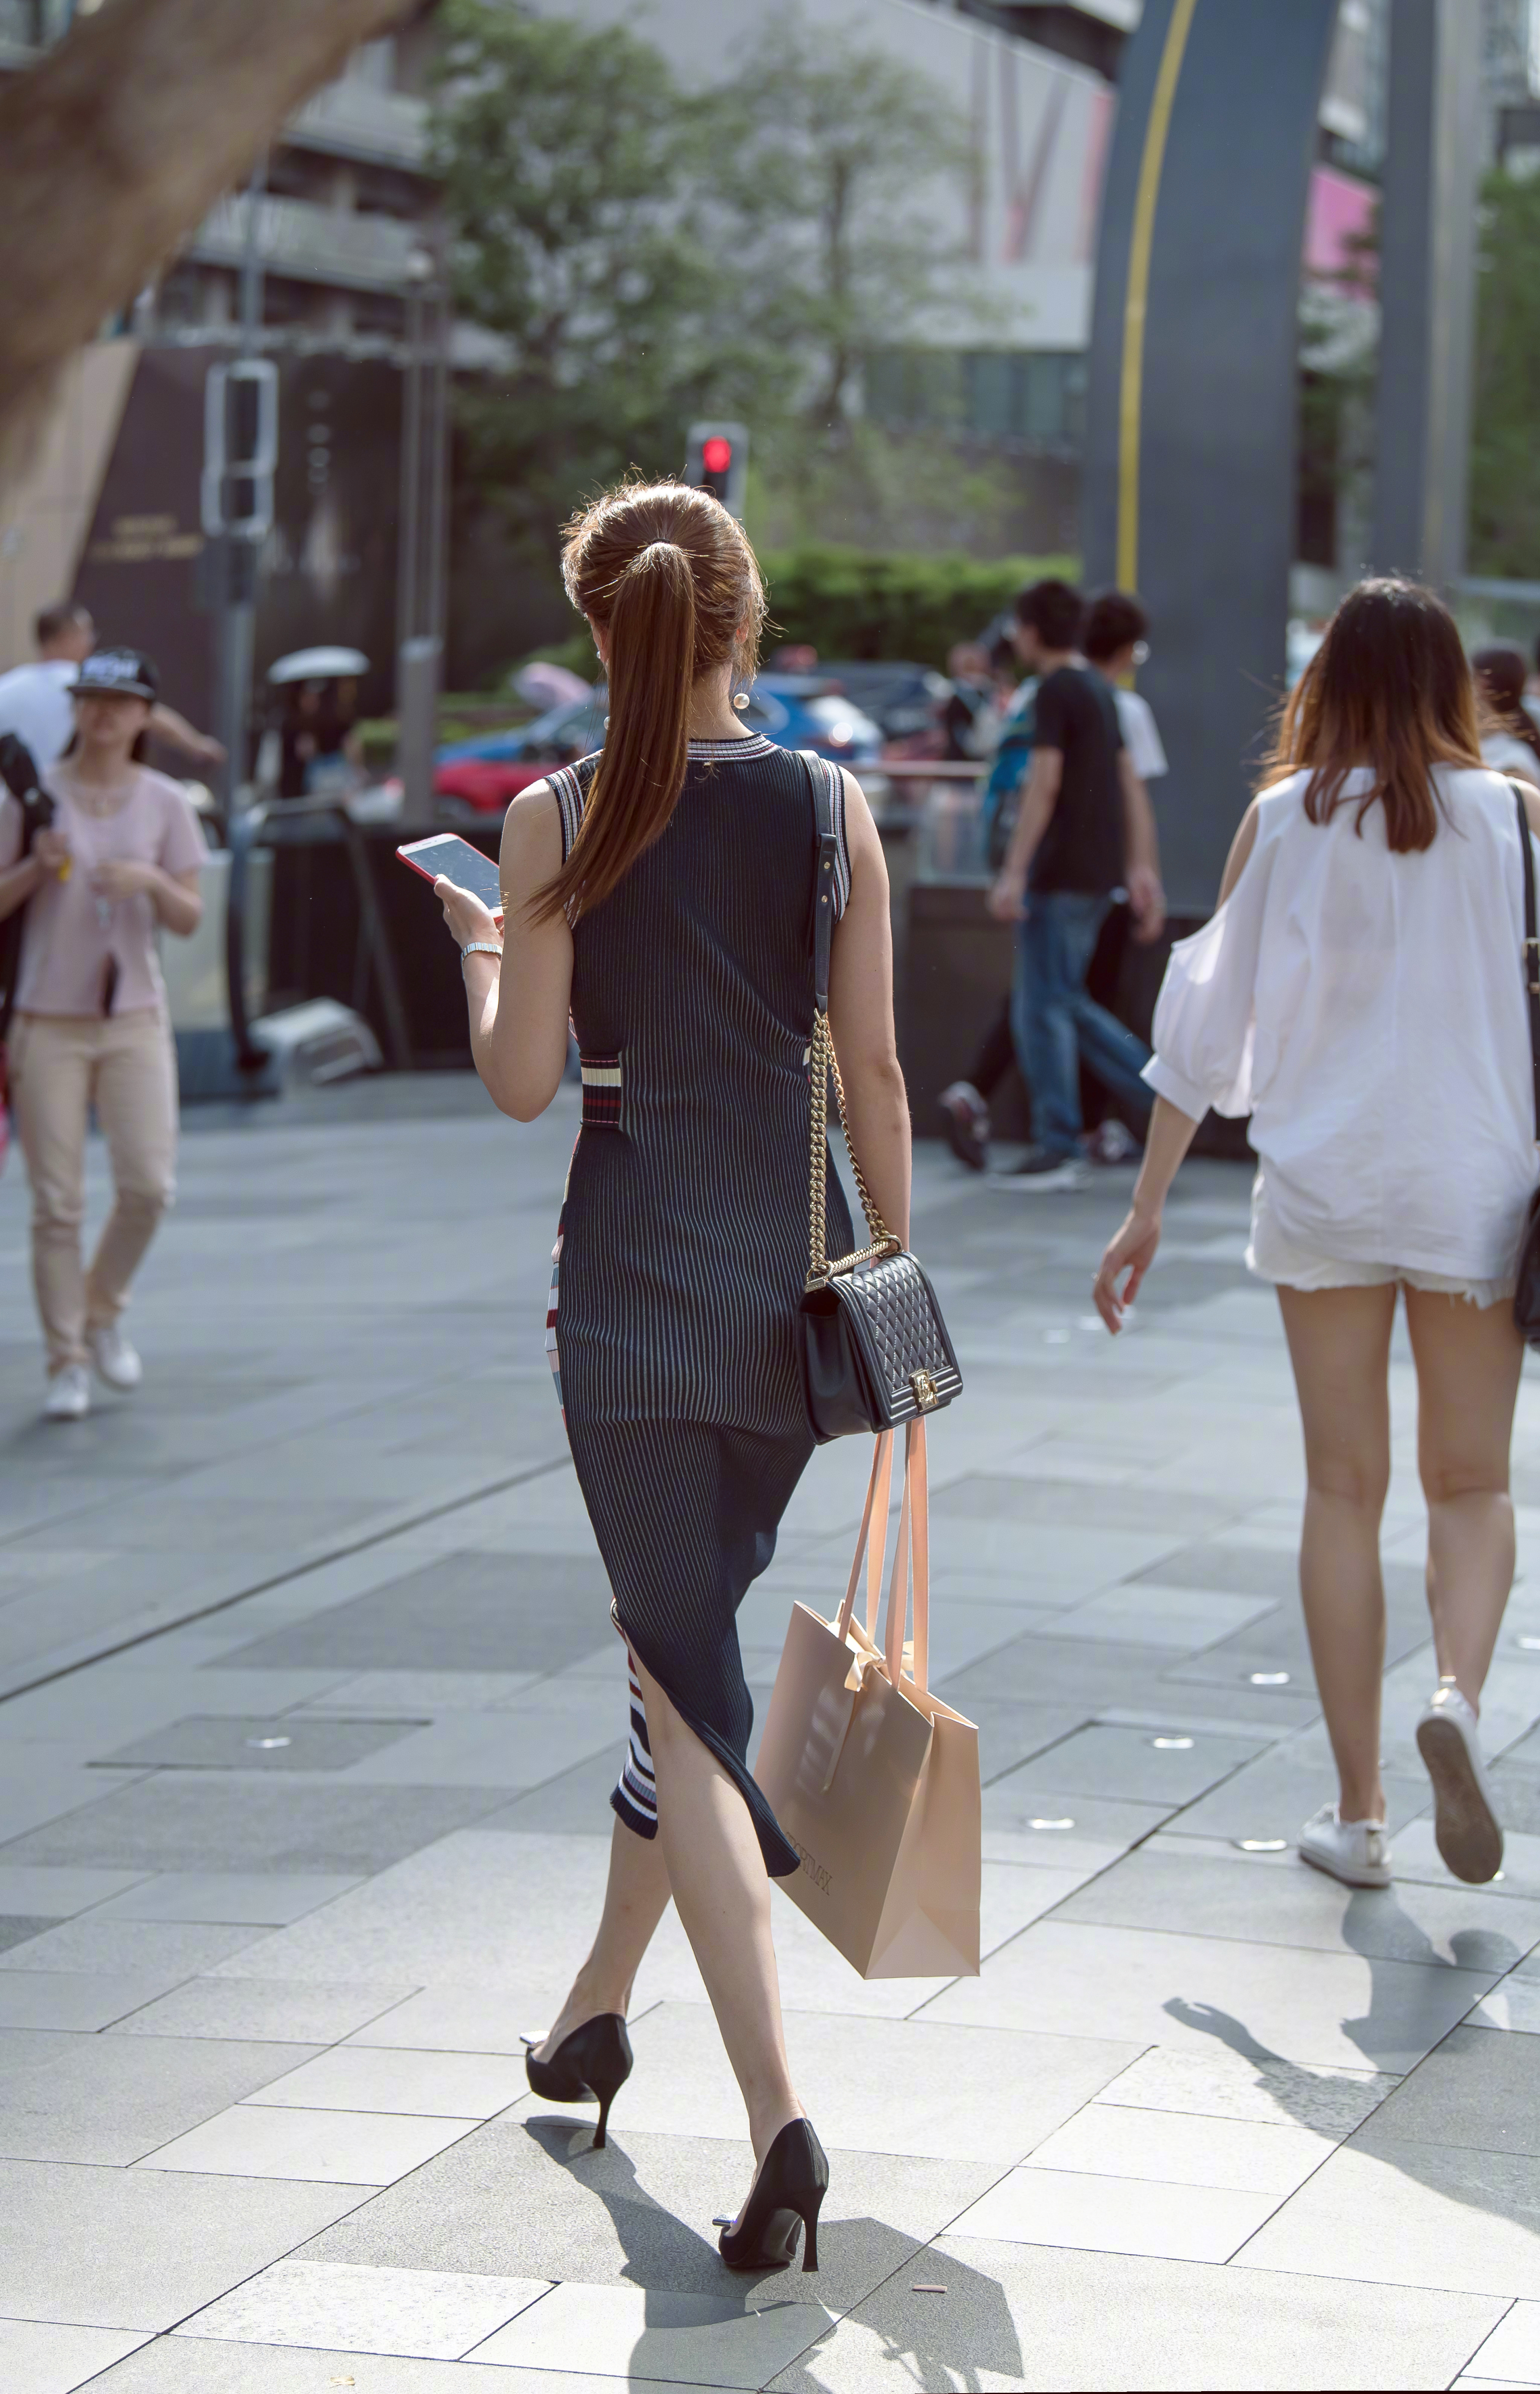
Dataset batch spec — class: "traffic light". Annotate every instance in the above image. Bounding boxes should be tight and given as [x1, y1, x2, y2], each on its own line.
[685, 421, 748, 518]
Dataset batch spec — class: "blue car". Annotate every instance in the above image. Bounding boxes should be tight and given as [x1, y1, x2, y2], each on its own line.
[433, 677, 882, 819]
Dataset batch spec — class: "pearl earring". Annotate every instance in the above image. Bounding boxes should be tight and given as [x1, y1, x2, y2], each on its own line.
[732, 691, 749, 711]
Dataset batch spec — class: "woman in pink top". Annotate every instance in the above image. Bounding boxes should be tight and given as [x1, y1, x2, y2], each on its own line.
[0, 647, 205, 1419]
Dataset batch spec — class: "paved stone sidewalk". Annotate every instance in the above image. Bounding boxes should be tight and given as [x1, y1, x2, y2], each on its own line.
[1, 1080, 1539, 2392]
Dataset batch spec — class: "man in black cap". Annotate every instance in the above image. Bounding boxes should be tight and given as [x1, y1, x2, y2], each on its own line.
[0, 603, 223, 773]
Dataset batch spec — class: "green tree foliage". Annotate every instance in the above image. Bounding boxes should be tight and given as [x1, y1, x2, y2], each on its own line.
[430, 3, 737, 556]
[432, 1, 991, 565]
[759, 548, 1075, 666]
[1469, 166, 1540, 579]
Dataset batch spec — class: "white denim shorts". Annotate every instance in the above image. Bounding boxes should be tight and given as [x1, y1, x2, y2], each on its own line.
[1247, 1175, 1517, 1310]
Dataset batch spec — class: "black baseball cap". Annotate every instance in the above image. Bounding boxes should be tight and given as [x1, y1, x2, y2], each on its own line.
[72, 646, 159, 703]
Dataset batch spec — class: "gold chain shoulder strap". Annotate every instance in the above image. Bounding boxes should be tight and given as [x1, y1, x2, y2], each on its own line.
[805, 776, 901, 1288]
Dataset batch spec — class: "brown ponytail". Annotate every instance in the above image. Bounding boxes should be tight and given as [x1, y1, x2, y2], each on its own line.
[534, 478, 766, 923]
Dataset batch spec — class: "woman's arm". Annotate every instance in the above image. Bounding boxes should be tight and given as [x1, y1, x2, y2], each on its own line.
[827, 772, 911, 1247]
[1092, 799, 1265, 1333]
[93, 859, 202, 936]
[437, 783, 573, 1122]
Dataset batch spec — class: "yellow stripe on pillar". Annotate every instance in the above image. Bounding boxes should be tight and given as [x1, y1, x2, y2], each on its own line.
[1117, 0, 1198, 595]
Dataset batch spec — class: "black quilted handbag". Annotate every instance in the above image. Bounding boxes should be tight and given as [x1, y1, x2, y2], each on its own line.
[1511, 782, 1540, 1345]
[797, 756, 963, 1441]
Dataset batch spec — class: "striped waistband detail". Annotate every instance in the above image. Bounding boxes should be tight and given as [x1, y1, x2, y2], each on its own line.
[581, 1053, 622, 1130]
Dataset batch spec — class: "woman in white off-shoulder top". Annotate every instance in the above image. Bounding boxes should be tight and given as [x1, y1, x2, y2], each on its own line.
[1094, 579, 1538, 1896]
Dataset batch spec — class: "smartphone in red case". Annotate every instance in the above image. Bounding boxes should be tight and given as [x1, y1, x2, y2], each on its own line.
[396, 835, 503, 919]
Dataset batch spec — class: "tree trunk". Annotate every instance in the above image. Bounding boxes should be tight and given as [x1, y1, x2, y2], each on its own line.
[0, 0, 412, 490]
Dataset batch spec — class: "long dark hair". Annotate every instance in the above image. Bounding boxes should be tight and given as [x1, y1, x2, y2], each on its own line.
[534, 479, 766, 924]
[1473, 643, 1540, 766]
[1262, 578, 1483, 852]
[58, 727, 150, 764]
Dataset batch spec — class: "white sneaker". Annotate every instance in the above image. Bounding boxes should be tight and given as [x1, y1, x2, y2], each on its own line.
[1416, 1680, 1503, 1884]
[1298, 1804, 1392, 1889]
[43, 1365, 91, 1422]
[88, 1324, 142, 1392]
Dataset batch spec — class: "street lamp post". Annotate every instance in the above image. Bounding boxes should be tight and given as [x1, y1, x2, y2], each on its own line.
[396, 242, 450, 831]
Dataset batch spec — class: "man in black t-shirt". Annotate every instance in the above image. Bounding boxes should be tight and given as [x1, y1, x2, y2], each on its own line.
[986, 579, 1166, 1188]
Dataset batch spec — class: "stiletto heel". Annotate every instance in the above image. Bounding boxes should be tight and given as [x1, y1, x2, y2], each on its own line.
[523, 2014, 632, 2148]
[717, 2118, 829, 2274]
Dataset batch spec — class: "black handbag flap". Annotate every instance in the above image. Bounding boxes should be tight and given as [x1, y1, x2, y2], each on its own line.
[824, 1251, 962, 1423]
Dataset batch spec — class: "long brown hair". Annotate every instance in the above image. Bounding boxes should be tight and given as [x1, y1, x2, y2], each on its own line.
[535, 479, 766, 922]
[1262, 577, 1483, 852]
[1473, 642, 1540, 767]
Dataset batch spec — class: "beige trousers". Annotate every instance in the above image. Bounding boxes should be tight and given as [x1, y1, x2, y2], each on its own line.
[9, 1009, 179, 1374]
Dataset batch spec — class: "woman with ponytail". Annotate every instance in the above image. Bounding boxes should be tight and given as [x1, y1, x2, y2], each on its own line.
[434, 480, 910, 2270]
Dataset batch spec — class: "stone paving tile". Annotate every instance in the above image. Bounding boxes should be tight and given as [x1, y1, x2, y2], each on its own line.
[1393, 1819, 1540, 1903]
[0, 2320, 152, 2392]
[299, 1668, 544, 1713]
[145, 2102, 478, 2186]
[1363, 2024, 1540, 2155]
[1472, 1978, 1540, 2032]
[1241, 2132, 1540, 2297]
[0, 1775, 506, 1875]
[0, 1916, 262, 1986]
[1028, 1581, 1278, 1652]
[978, 1779, 1173, 1870]
[980, 1720, 1270, 1807]
[252, 2044, 531, 2120]
[1467, 2304, 1540, 2384]
[0, 2156, 368, 2328]
[1023, 2101, 1333, 2195]
[0, 1915, 52, 1954]
[0, 1865, 147, 1916]
[175, 2256, 551, 2360]
[0, 2031, 314, 2165]
[0, 1970, 181, 2031]
[304, 2120, 996, 2315]
[466, 2279, 835, 2385]
[765, 2236, 1506, 2392]
[90, 1869, 363, 1924]
[1054, 1844, 1540, 1971]
[620, 2003, 1142, 2163]
[947, 2163, 1279, 2261]
[94, 1714, 423, 1773]
[1089, 2044, 1399, 2137]
[1164, 1754, 1434, 1842]
[108, 1975, 420, 2045]
[96, 2351, 625, 2393]
[220, 1553, 620, 1675]
[922, 1919, 1497, 2073]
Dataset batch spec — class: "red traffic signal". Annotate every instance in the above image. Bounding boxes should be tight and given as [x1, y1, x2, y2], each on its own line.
[685, 421, 748, 517]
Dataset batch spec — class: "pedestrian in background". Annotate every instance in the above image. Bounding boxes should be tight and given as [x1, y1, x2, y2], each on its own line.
[1082, 589, 1170, 1165]
[1473, 643, 1540, 788]
[0, 648, 205, 1420]
[0, 601, 223, 774]
[939, 627, 1036, 1172]
[433, 479, 910, 2272]
[987, 578, 1166, 1189]
[1095, 578, 1534, 1892]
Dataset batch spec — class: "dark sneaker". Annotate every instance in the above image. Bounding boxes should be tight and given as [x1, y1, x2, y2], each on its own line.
[998, 1147, 1090, 1192]
[939, 1080, 990, 1172]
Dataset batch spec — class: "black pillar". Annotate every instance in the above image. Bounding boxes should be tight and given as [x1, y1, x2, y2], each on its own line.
[1370, 0, 1481, 588]
[1082, 0, 1340, 913]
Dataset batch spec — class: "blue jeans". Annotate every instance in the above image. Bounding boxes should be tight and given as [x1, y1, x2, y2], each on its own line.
[1010, 891, 1154, 1159]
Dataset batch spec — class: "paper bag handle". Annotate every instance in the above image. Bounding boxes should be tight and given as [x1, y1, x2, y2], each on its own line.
[835, 1422, 930, 1701]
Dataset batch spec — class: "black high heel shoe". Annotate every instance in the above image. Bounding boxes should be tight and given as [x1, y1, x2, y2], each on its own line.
[717, 2118, 829, 2273]
[522, 2014, 632, 2149]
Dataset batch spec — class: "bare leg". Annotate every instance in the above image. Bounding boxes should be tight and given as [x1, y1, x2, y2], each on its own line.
[1278, 1285, 1397, 1823]
[633, 1653, 801, 2165]
[1404, 1288, 1525, 1712]
[534, 1814, 672, 2061]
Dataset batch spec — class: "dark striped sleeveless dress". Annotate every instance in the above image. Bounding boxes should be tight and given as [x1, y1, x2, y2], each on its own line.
[544, 733, 854, 1878]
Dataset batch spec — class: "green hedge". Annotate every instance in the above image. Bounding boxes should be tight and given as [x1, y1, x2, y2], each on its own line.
[758, 546, 1078, 669]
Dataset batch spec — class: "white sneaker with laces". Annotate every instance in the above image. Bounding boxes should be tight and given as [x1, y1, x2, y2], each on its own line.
[44, 1365, 91, 1422]
[1416, 1679, 1503, 1884]
[88, 1324, 142, 1392]
[1298, 1804, 1392, 1889]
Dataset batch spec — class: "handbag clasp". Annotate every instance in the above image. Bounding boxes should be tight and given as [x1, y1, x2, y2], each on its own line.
[911, 1368, 939, 1412]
